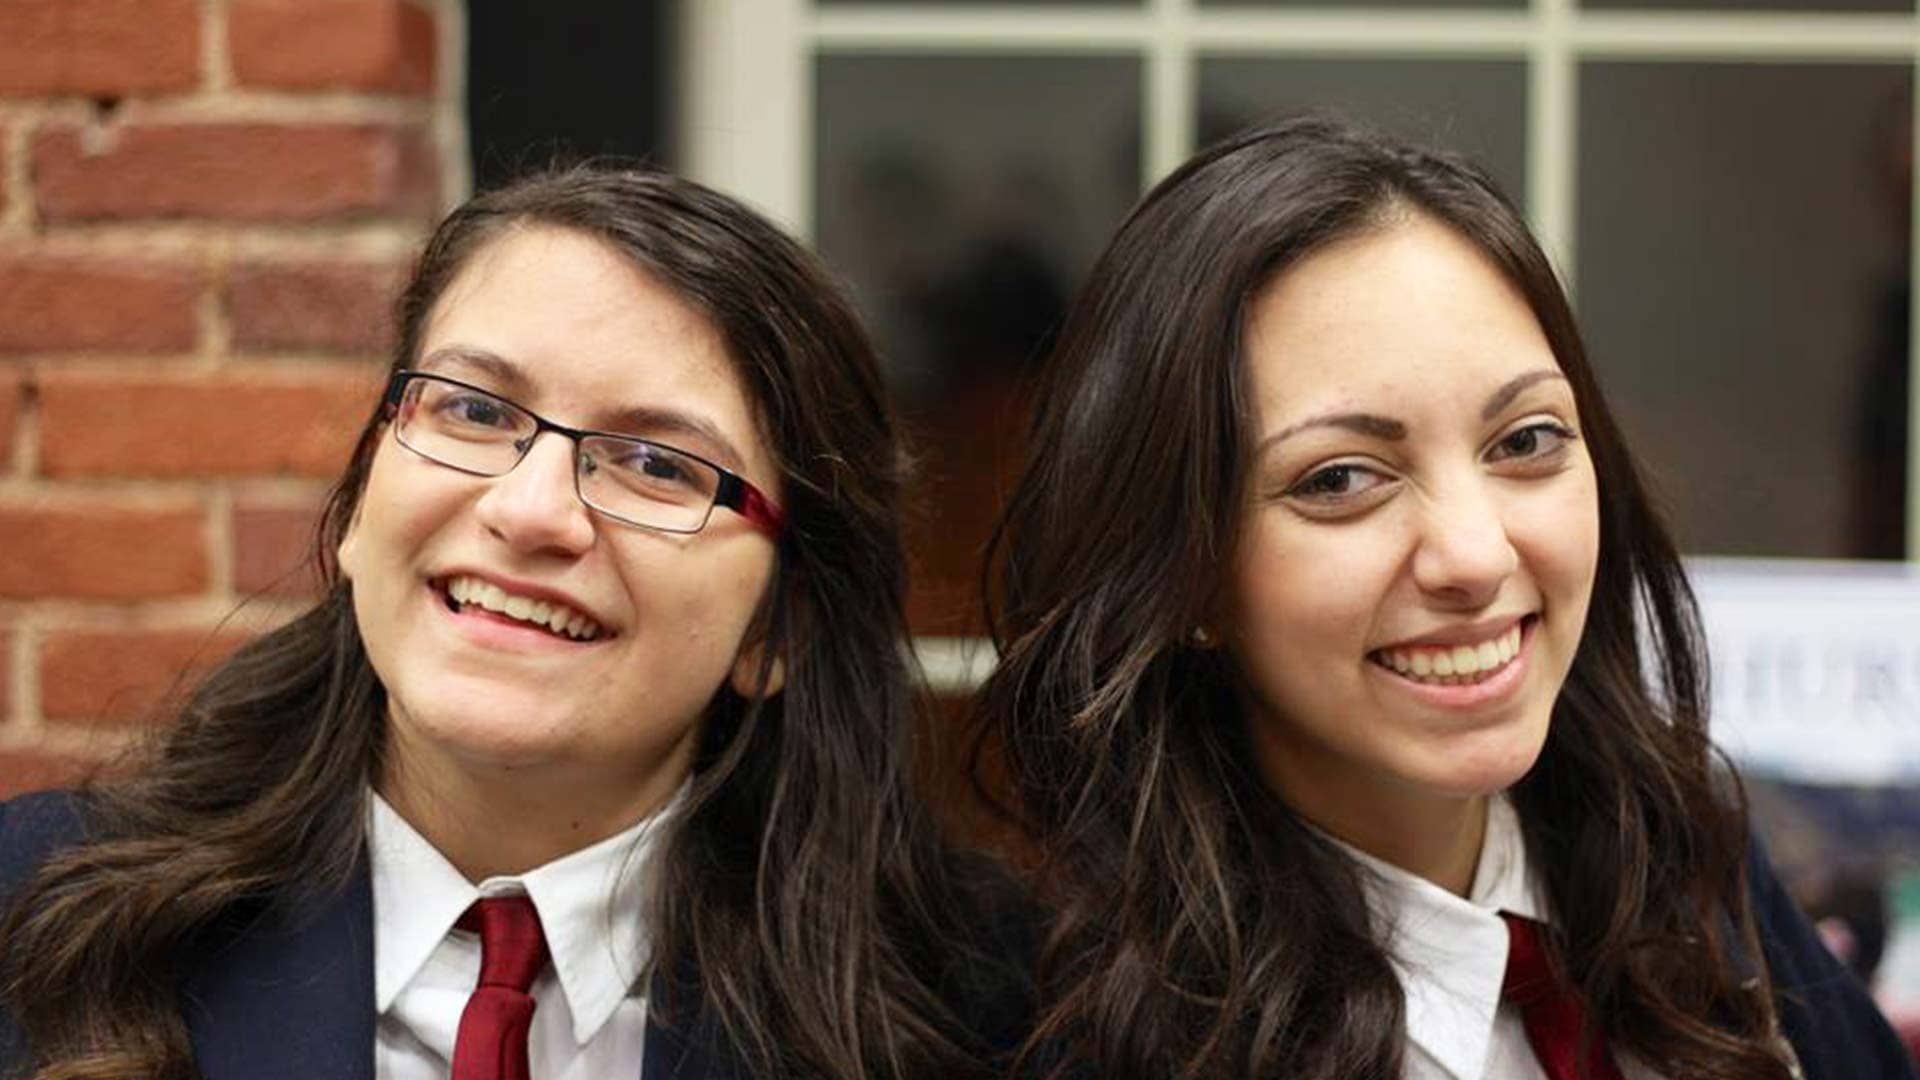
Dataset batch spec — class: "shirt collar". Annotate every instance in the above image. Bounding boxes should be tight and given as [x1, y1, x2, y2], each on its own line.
[1334, 794, 1548, 1080]
[368, 789, 675, 1045]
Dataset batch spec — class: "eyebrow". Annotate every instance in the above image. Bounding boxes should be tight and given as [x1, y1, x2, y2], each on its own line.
[1479, 369, 1568, 421]
[417, 345, 750, 470]
[1256, 368, 1570, 454]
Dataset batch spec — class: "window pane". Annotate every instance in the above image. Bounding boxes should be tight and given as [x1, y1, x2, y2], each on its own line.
[1578, 62, 1910, 558]
[1196, 57, 1529, 208]
[815, 54, 1142, 631]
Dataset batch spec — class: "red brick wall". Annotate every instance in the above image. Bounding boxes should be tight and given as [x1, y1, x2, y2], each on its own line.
[0, 0, 463, 797]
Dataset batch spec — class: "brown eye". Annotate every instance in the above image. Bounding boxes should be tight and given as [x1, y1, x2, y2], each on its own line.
[1292, 465, 1361, 497]
[1284, 463, 1390, 504]
[1489, 422, 1576, 463]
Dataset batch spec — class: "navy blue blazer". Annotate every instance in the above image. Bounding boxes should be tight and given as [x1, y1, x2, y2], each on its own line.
[0, 791, 1022, 1080]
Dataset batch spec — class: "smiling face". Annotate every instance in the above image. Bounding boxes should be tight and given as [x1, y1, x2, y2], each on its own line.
[1226, 211, 1599, 860]
[337, 224, 782, 837]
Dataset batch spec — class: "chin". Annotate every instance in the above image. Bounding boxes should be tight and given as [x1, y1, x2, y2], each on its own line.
[393, 687, 571, 760]
[1422, 728, 1548, 799]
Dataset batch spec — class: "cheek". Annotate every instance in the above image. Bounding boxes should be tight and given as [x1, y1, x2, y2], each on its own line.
[1229, 515, 1388, 681]
[618, 543, 777, 654]
[340, 449, 460, 587]
[1517, 463, 1601, 610]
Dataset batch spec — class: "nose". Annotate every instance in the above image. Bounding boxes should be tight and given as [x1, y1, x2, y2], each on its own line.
[1409, 477, 1518, 609]
[472, 432, 596, 555]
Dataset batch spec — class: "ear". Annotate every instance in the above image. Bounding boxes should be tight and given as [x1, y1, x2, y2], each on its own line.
[728, 638, 786, 699]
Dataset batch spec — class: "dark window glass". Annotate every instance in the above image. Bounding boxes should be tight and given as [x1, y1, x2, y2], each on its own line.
[816, 54, 1143, 631]
[1578, 61, 1910, 558]
[1197, 56, 1529, 208]
[467, 0, 673, 186]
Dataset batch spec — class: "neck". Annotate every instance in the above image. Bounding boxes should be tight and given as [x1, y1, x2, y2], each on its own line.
[1309, 787, 1488, 895]
[376, 729, 693, 882]
[1254, 735, 1490, 895]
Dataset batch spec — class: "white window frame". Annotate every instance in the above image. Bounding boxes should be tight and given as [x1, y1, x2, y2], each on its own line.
[680, 0, 1920, 646]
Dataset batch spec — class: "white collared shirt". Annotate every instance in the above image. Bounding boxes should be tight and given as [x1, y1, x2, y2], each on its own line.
[368, 791, 667, 1080]
[1339, 796, 1662, 1080]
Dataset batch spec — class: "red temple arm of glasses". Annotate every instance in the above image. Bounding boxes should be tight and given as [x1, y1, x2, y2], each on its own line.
[737, 483, 785, 538]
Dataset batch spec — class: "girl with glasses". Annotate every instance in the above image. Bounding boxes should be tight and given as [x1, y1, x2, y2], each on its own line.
[980, 117, 1910, 1080]
[0, 167, 1028, 1080]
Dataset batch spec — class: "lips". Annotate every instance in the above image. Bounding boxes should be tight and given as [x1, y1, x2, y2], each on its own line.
[435, 573, 607, 642]
[1369, 616, 1534, 686]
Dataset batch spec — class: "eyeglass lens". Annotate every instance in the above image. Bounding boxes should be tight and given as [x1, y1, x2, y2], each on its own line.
[394, 375, 724, 533]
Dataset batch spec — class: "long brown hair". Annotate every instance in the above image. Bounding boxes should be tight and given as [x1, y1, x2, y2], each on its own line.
[981, 117, 1793, 1079]
[2, 166, 1007, 1080]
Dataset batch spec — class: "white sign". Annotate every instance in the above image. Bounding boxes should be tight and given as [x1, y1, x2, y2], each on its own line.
[1693, 557, 1920, 786]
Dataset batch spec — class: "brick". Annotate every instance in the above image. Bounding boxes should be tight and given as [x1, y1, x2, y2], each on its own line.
[0, 0, 199, 97]
[230, 0, 435, 95]
[33, 123, 437, 223]
[0, 751, 92, 798]
[0, 501, 208, 599]
[227, 261, 400, 355]
[232, 499, 325, 596]
[39, 368, 379, 478]
[0, 373, 19, 471]
[41, 627, 249, 726]
[0, 257, 199, 354]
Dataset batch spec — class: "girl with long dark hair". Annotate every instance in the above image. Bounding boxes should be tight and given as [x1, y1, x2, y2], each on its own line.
[981, 117, 1911, 1079]
[0, 166, 1022, 1080]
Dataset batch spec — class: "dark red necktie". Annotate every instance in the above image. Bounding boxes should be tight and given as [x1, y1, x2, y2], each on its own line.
[451, 896, 551, 1080]
[1500, 912, 1626, 1080]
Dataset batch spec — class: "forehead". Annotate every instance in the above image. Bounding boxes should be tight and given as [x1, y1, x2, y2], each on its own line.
[1243, 214, 1557, 418]
[420, 224, 773, 476]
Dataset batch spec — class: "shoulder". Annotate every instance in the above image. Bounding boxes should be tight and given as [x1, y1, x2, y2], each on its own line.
[0, 790, 90, 1076]
[1745, 834, 1918, 1080]
[0, 790, 90, 899]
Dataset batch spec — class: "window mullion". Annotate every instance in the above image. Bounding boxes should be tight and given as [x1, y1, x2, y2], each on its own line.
[1531, 0, 1577, 294]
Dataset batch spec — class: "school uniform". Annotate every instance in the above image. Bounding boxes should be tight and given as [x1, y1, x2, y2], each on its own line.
[369, 791, 660, 1078]
[1338, 796, 1916, 1080]
[0, 789, 1024, 1080]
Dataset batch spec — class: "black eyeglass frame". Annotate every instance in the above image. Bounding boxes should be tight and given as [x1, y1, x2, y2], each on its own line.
[380, 369, 786, 538]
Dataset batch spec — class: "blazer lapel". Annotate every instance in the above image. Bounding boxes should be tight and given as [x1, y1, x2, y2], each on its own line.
[181, 864, 376, 1080]
[641, 968, 749, 1080]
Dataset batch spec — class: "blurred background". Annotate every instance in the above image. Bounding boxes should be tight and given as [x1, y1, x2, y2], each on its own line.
[1, 0, 1917, 1046]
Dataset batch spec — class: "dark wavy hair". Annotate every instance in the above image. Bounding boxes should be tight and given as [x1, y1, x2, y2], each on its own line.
[2, 166, 1004, 1080]
[981, 117, 1794, 1079]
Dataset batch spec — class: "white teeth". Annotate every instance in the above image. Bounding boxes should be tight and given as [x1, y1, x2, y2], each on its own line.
[441, 575, 602, 641]
[1376, 622, 1526, 685]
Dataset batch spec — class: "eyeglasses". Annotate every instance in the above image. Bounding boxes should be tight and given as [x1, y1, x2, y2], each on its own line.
[382, 370, 785, 537]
